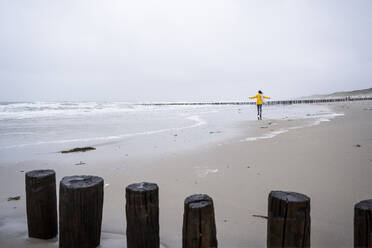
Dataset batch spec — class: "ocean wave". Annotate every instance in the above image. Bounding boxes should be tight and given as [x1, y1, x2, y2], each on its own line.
[0, 102, 144, 120]
[0, 101, 214, 120]
[0, 132, 34, 136]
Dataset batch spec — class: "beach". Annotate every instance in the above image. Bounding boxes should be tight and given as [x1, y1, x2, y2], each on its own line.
[0, 101, 371, 247]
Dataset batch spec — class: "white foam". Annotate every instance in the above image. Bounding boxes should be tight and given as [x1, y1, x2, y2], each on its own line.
[242, 129, 289, 142]
[303, 113, 344, 127]
[194, 167, 219, 178]
[242, 111, 344, 142]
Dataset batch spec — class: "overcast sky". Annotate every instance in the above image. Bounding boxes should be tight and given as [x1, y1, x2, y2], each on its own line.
[0, 0, 371, 102]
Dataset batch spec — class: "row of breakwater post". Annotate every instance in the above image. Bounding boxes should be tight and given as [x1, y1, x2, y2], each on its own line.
[139, 96, 372, 106]
[25, 169, 372, 247]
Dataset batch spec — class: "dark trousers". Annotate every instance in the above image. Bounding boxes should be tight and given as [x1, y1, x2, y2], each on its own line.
[257, 104, 262, 119]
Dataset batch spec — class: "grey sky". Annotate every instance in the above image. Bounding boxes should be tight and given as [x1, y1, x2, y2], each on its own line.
[0, 0, 371, 102]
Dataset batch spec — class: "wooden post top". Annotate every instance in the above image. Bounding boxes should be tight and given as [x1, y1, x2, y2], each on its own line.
[126, 182, 158, 192]
[60, 175, 103, 189]
[26, 169, 55, 178]
[355, 199, 372, 210]
[269, 191, 310, 203]
[184, 194, 213, 208]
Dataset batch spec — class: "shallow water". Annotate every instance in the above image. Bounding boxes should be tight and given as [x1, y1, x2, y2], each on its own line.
[0, 102, 340, 163]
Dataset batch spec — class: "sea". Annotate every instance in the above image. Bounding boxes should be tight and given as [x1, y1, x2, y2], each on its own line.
[0, 101, 342, 164]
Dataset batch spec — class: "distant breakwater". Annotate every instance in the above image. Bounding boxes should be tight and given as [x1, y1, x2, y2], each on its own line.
[139, 96, 372, 106]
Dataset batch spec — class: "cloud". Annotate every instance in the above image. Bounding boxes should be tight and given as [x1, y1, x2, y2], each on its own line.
[0, 0, 371, 101]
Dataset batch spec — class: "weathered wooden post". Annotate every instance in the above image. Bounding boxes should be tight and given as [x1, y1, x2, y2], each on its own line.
[59, 175, 104, 248]
[267, 191, 310, 248]
[182, 194, 217, 248]
[125, 182, 159, 248]
[354, 199, 372, 247]
[25, 169, 58, 239]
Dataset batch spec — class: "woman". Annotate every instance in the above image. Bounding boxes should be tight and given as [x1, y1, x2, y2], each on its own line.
[250, 90, 270, 120]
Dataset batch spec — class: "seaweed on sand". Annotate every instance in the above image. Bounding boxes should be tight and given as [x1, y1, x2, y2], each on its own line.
[60, 147, 96, 153]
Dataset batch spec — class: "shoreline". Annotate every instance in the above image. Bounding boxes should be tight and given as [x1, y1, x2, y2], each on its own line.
[0, 101, 371, 247]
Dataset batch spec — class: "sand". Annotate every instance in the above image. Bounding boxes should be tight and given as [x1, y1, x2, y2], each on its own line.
[0, 101, 371, 247]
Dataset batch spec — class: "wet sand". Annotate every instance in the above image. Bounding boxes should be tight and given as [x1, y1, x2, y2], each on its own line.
[0, 101, 371, 247]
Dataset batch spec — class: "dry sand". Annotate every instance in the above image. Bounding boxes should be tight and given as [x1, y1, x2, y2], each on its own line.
[0, 101, 371, 247]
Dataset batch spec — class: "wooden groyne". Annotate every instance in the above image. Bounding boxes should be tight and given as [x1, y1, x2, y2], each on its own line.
[267, 96, 372, 106]
[125, 182, 159, 248]
[267, 191, 311, 247]
[25, 171, 372, 247]
[139, 96, 372, 106]
[25, 170, 58, 239]
[59, 175, 104, 248]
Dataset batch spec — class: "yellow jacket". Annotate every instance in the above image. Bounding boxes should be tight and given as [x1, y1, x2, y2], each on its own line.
[250, 94, 270, 105]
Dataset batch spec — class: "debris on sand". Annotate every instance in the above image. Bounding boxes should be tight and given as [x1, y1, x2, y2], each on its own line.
[60, 147, 96, 153]
[252, 214, 268, 220]
[75, 161, 86, 166]
[209, 131, 222, 134]
[8, 196, 21, 201]
[355, 144, 362, 148]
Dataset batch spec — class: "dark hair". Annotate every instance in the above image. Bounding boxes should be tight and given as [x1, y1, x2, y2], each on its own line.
[258, 90, 263, 94]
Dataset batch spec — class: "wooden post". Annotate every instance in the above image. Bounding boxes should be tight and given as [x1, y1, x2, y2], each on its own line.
[267, 191, 310, 248]
[125, 182, 159, 248]
[182, 194, 217, 248]
[354, 199, 372, 247]
[59, 175, 104, 248]
[25, 169, 57, 239]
